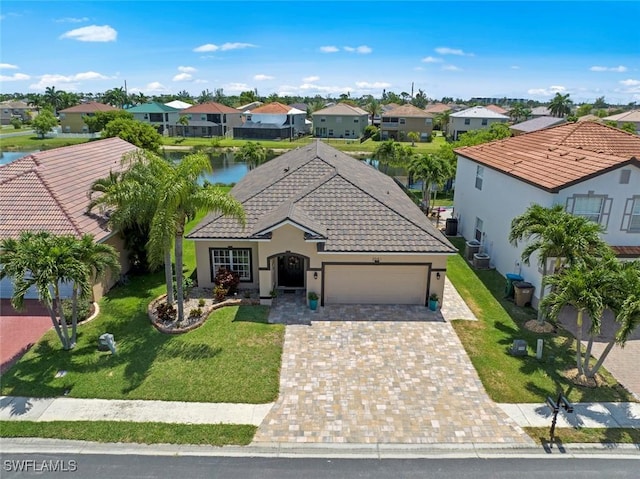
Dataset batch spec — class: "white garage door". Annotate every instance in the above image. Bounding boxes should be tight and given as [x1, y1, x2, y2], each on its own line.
[324, 264, 428, 305]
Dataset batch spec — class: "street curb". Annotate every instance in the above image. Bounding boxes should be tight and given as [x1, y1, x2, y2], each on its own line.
[2, 438, 639, 459]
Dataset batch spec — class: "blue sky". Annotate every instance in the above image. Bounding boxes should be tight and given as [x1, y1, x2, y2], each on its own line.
[1, 1, 639, 103]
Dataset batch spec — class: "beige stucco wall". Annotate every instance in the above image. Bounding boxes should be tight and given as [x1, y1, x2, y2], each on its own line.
[92, 233, 131, 300]
[191, 223, 451, 305]
[60, 113, 89, 133]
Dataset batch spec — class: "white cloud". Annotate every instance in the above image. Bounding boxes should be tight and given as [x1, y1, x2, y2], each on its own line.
[193, 42, 256, 52]
[421, 56, 442, 63]
[320, 45, 339, 53]
[223, 82, 250, 93]
[0, 63, 19, 69]
[343, 45, 372, 54]
[60, 25, 117, 42]
[527, 85, 568, 96]
[442, 65, 462, 71]
[355, 81, 391, 89]
[620, 79, 640, 86]
[29, 71, 108, 89]
[173, 73, 193, 82]
[55, 17, 89, 23]
[435, 47, 472, 56]
[142, 82, 167, 92]
[0, 73, 30, 81]
[254, 74, 274, 81]
[303, 76, 319, 82]
[178, 66, 197, 73]
[194, 79, 208, 84]
[590, 65, 627, 72]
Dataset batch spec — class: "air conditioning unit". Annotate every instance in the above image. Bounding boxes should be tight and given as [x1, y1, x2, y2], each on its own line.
[465, 240, 481, 261]
[473, 253, 491, 269]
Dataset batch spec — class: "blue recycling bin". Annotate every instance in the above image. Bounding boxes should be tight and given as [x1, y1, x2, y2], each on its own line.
[505, 273, 524, 298]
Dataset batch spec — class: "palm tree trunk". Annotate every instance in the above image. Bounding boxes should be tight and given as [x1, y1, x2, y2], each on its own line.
[587, 340, 616, 378]
[174, 231, 185, 323]
[70, 286, 79, 347]
[45, 299, 67, 348]
[164, 249, 174, 303]
[55, 286, 71, 350]
[576, 309, 584, 376]
[584, 336, 595, 372]
[537, 261, 548, 324]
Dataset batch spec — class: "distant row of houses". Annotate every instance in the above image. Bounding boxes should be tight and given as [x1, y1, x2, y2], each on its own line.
[4, 98, 639, 141]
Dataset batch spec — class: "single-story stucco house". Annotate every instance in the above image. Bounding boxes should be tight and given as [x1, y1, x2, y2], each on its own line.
[187, 141, 457, 307]
[0, 138, 138, 301]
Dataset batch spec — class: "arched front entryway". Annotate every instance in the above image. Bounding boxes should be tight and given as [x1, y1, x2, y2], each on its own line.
[276, 253, 306, 289]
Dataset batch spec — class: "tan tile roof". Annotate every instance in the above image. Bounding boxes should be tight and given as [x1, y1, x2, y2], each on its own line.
[486, 104, 509, 115]
[424, 103, 452, 114]
[0, 138, 138, 240]
[59, 102, 118, 113]
[181, 102, 241, 114]
[187, 141, 456, 254]
[249, 102, 303, 115]
[603, 109, 640, 122]
[455, 121, 640, 192]
[383, 104, 433, 118]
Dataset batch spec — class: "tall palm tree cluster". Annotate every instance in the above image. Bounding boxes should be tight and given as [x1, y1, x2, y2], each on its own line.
[88, 150, 245, 325]
[509, 205, 640, 380]
[0, 232, 120, 350]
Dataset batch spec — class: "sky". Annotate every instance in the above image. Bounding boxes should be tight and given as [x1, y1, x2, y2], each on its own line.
[1, 1, 639, 104]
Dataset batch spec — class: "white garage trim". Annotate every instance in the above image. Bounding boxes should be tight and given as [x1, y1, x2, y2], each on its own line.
[323, 263, 430, 306]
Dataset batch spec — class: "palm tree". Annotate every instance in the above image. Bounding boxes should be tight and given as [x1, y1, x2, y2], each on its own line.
[372, 139, 413, 173]
[509, 204, 608, 324]
[408, 154, 454, 213]
[235, 141, 267, 170]
[146, 153, 246, 323]
[44, 86, 63, 113]
[541, 257, 611, 376]
[509, 104, 531, 123]
[548, 93, 573, 118]
[0, 232, 115, 350]
[69, 235, 120, 346]
[88, 151, 176, 302]
[407, 131, 419, 147]
[26, 93, 44, 113]
[177, 115, 190, 137]
[366, 98, 381, 125]
[103, 87, 128, 109]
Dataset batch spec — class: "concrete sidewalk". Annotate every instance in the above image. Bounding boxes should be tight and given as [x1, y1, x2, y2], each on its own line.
[1, 396, 639, 430]
[0, 396, 273, 426]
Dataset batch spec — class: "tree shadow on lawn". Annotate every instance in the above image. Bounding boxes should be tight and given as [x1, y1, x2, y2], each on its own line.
[231, 305, 270, 324]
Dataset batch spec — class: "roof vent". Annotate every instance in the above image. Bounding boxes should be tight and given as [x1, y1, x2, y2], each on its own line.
[284, 167, 289, 172]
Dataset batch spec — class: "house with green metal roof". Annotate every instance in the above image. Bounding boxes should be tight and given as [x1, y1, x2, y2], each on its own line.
[126, 102, 180, 135]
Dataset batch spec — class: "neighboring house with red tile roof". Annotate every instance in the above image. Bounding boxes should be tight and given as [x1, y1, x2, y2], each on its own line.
[187, 141, 456, 306]
[485, 104, 509, 115]
[179, 102, 243, 137]
[448, 106, 509, 140]
[234, 102, 307, 140]
[311, 103, 368, 139]
[424, 103, 452, 114]
[59, 102, 119, 133]
[0, 138, 138, 300]
[380, 104, 434, 141]
[452, 121, 640, 308]
[603, 109, 640, 135]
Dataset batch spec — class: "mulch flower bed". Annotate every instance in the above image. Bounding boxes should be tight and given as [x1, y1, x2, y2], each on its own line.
[148, 287, 260, 334]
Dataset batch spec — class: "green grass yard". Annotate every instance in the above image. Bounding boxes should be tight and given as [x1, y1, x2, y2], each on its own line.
[447, 237, 632, 404]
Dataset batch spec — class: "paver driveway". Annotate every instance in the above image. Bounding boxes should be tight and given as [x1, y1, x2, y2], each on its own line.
[254, 318, 533, 445]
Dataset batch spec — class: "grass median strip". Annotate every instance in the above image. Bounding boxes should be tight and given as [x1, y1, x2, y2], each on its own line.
[447, 237, 631, 404]
[524, 427, 640, 445]
[0, 421, 256, 446]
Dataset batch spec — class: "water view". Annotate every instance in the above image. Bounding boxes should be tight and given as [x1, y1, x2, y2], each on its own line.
[0, 151, 36, 166]
[164, 150, 251, 185]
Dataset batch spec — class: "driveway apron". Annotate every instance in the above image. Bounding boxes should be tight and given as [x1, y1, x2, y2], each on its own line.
[1, 300, 52, 374]
[254, 318, 533, 444]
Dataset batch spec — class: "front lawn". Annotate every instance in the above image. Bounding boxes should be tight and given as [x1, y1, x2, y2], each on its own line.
[447, 237, 632, 404]
[0, 421, 255, 446]
[1, 210, 284, 403]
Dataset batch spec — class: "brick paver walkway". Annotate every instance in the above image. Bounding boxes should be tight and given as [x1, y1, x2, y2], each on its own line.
[254, 320, 532, 444]
[1, 300, 52, 374]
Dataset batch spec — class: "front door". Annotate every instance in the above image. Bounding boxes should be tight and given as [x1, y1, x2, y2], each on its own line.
[277, 254, 305, 288]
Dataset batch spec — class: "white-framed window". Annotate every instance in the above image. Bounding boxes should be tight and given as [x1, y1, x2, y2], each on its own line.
[344, 130, 350, 136]
[201, 115, 206, 121]
[475, 165, 484, 190]
[474, 217, 483, 242]
[620, 169, 631, 184]
[354, 118, 359, 123]
[399, 118, 406, 124]
[210, 248, 252, 282]
[425, 118, 433, 125]
[328, 129, 334, 136]
[571, 195, 605, 223]
[464, 118, 471, 125]
[320, 117, 326, 122]
[481, 119, 488, 126]
[622, 196, 640, 232]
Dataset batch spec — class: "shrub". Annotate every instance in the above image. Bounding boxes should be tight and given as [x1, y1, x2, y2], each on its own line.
[61, 298, 93, 324]
[189, 308, 203, 319]
[172, 277, 194, 299]
[10, 117, 22, 129]
[198, 298, 206, 308]
[156, 302, 176, 322]
[214, 267, 239, 294]
[214, 285, 228, 302]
